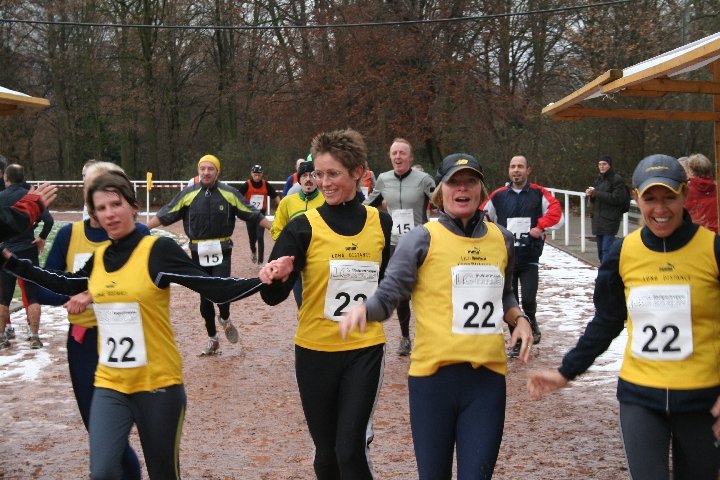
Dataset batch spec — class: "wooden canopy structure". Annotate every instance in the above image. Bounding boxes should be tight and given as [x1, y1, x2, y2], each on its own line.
[543, 32, 720, 166]
[0, 86, 50, 116]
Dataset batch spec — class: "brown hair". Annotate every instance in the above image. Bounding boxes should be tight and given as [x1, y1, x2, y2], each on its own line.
[310, 128, 367, 182]
[86, 171, 139, 216]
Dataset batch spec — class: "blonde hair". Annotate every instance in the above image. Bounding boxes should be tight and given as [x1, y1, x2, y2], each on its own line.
[686, 153, 713, 178]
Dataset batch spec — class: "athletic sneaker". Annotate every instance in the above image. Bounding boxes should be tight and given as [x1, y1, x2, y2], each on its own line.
[29, 336, 43, 349]
[218, 317, 239, 344]
[0, 332, 10, 349]
[4, 325, 15, 340]
[251, 252, 258, 263]
[200, 336, 220, 356]
[397, 336, 412, 356]
[508, 341, 522, 358]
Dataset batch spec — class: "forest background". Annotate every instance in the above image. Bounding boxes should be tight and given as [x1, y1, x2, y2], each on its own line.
[0, 0, 718, 198]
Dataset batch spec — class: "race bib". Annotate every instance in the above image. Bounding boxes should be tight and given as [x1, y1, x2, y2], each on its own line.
[72, 253, 92, 273]
[249, 194, 264, 211]
[391, 209, 415, 237]
[627, 285, 693, 361]
[506, 217, 531, 245]
[324, 260, 380, 321]
[451, 265, 504, 335]
[197, 239, 223, 267]
[95, 302, 147, 368]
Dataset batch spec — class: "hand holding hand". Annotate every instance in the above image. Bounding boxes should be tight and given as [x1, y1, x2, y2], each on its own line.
[64, 291, 93, 315]
[258, 256, 295, 284]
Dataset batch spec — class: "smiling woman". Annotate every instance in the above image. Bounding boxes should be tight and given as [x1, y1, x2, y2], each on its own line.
[528, 154, 720, 480]
[259, 128, 394, 478]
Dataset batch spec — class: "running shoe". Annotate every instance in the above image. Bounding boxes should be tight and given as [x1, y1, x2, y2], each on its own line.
[251, 252, 258, 264]
[29, 336, 43, 349]
[397, 336, 412, 356]
[200, 336, 220, 356]
[218, 317, 239, 344]
[508, 341, 522, 358]
[4, 325, 15, 340]
[0, 332, 10, 349]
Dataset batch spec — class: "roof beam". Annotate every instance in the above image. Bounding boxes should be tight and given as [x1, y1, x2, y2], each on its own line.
[611, 78, 720, 95]
[552, 105, 720, 121]
[541, 69, 622, 116]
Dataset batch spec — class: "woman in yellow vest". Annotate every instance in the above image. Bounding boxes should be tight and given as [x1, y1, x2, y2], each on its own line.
[340, 153, 534, 480]
[260, 128, 393, 479]
[528, 154, 720, 479]
[41, 161, 144, 479]
[2, 170, 293, 479]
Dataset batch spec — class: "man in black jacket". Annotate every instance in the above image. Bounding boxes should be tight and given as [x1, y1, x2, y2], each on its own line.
[586, 155, 628, 263]
[0, 164, 54, 349]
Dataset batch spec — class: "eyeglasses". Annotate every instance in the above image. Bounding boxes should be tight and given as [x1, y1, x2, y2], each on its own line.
[311, 169, 347, 181]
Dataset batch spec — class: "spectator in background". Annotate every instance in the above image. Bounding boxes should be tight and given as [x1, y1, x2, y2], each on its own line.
[0, 164, 54, 349]
[684, 152, 718, 233]
[239, 164, 280, 265]
[282, 158, 306, 197]
[586, 155, 628, 263]
[0, 183, 56, 242]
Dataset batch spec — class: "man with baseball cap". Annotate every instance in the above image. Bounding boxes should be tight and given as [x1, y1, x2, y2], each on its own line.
[239, 164, 280, 265]
[271, 159, 324, 307]
[482, 155, 563, 357]
[586, 155, 630, 263]
[147, 154, 271, 355]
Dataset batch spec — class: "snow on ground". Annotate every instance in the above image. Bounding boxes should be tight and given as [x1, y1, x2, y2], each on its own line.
[0, 244, 628, 388]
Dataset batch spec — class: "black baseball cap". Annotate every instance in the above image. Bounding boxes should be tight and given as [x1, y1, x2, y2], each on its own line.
[632, 154, 687, 196]
[435, 153, 483, 183]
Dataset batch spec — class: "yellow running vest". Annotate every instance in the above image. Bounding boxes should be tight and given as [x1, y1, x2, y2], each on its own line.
[89, 236, 182, 394]
[410, 221, 509, 377]
[297, 207, 386, 351]
[65, 221, 109, 328]
[619, 227, 720, 389]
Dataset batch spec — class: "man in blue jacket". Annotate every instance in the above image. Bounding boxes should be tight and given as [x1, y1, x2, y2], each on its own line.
[482, 155, 564, 357]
